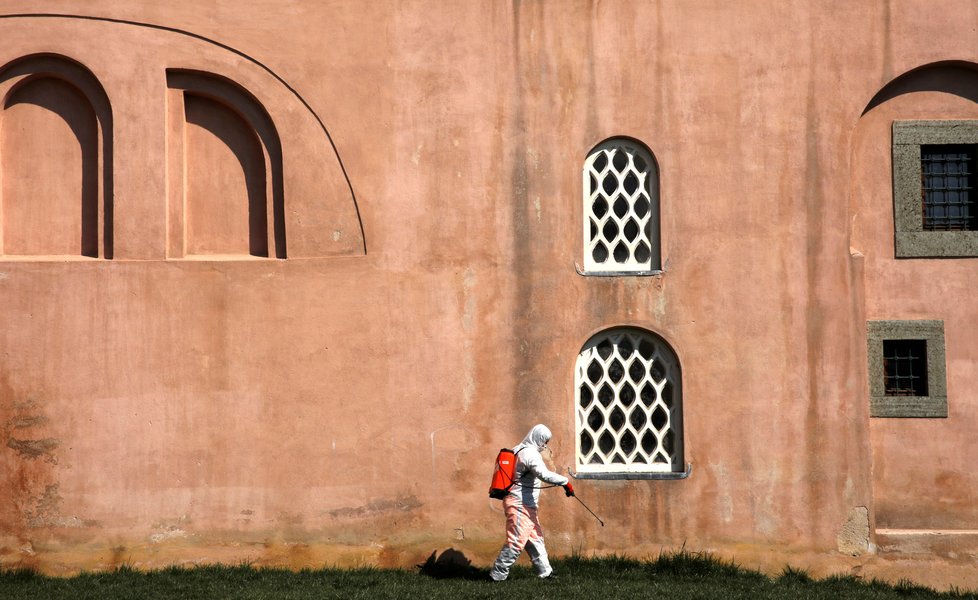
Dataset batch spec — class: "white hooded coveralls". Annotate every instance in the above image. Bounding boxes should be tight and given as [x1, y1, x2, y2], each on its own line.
[489, 424, 569, 581]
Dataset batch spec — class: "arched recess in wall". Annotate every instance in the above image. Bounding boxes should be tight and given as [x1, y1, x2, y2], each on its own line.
[852, 61, 978, 531]
[167, 70, 285, 258]
[0, 54, 112, 258]
[852, 61, 978, 257]
[0, 15, 364, 258]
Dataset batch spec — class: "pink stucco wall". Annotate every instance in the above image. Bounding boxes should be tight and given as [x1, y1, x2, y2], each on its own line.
[1, 0, 978, 589]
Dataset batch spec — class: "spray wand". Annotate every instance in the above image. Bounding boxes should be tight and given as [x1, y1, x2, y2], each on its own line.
[573, 495, 604, 526]
[563, 481, 604, 526]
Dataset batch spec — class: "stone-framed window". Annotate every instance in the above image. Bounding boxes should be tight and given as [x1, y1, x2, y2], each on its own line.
[582, 139, 660, 274]
[892, 120, 978, 257]
[573, 327, 688, 479]
[867, 320, 947, 418]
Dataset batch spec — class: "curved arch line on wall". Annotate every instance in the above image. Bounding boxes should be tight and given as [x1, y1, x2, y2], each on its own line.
[0, 12, 366, 252]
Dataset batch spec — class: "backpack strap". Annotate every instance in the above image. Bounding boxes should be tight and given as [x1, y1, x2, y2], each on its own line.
[511, 447, 525, 481]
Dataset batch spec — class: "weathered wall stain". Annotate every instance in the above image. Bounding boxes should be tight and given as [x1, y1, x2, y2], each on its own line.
[327, 496, 423, 520]
[10, 416, 48, 429]
[6, 438, 60, 463]
[837, 506, 870, 556]
[25, 484, 100, 529]
[1, 373, 64, 555]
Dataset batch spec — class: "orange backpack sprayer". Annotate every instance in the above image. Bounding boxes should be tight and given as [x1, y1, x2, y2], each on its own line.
[488, 446, 605, 525]
[488, 448, 520, 499]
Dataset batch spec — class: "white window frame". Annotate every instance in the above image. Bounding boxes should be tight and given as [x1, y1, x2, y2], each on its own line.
[582, 138, 660, 274]
[574, 327, 685, 479]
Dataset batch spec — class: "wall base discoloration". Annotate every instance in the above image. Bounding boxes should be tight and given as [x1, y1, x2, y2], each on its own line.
[3, 533, 978, 591]
[25, 485, 100, 529]
[837, 506, 870, 556]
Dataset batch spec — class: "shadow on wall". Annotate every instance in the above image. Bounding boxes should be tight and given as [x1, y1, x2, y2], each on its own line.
[5, 78, 97, 255]
[863, 61, 978, 115]
[185, 94, 269, 256]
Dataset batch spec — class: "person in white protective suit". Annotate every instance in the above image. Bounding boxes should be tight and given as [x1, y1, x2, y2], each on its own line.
[489, 424, 575, 581]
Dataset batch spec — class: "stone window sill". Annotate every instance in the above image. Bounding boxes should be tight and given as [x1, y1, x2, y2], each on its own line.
[575, 264, 664, 277]
[570, 463, 692, 480]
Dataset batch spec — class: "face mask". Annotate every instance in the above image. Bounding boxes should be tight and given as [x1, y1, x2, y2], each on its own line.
[525, 424, 552, 451]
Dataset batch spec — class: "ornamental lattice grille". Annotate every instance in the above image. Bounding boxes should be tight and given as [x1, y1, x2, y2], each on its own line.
[575, 328, 682, 473]
[582, 140, 658, 272]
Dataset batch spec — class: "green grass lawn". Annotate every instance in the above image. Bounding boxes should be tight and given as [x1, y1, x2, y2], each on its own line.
[2, 552, 976, 600]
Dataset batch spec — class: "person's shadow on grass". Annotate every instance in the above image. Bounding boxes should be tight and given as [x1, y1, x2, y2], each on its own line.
[417, 549, 490, 581]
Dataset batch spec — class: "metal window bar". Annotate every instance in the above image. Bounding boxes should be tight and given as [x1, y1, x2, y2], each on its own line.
[921, 144, 976, 231]
[882, 339, 928, 397]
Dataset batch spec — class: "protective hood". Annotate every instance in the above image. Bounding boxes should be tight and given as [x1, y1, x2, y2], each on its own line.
[518, 424, 552, 452]
[507, 423, 568, 507]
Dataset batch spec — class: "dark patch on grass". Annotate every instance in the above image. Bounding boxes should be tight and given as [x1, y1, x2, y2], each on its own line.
[417, 548, 488, 580]
[648, 549, 757, 579]
[1, 567, 39, 582]
[778, 564, 814, 584]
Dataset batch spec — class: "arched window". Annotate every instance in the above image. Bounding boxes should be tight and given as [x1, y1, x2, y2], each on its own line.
[582, 138, 660, 274]
[575, 327, 683, 476]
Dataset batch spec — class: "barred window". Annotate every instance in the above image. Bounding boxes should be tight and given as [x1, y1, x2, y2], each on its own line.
[868, 320, 947, 418]
[921, 145, 976, 231]
[883, 339, 928, 397]
[892, 121, 978, 257]
[582, 139, 660, 273]
[575, 328, 682, 475]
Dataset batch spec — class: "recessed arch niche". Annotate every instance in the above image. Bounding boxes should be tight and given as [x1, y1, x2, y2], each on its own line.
[167, 70, 285, 258]
[0, 54, 113, 258]
[852, 60, 978, 530]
